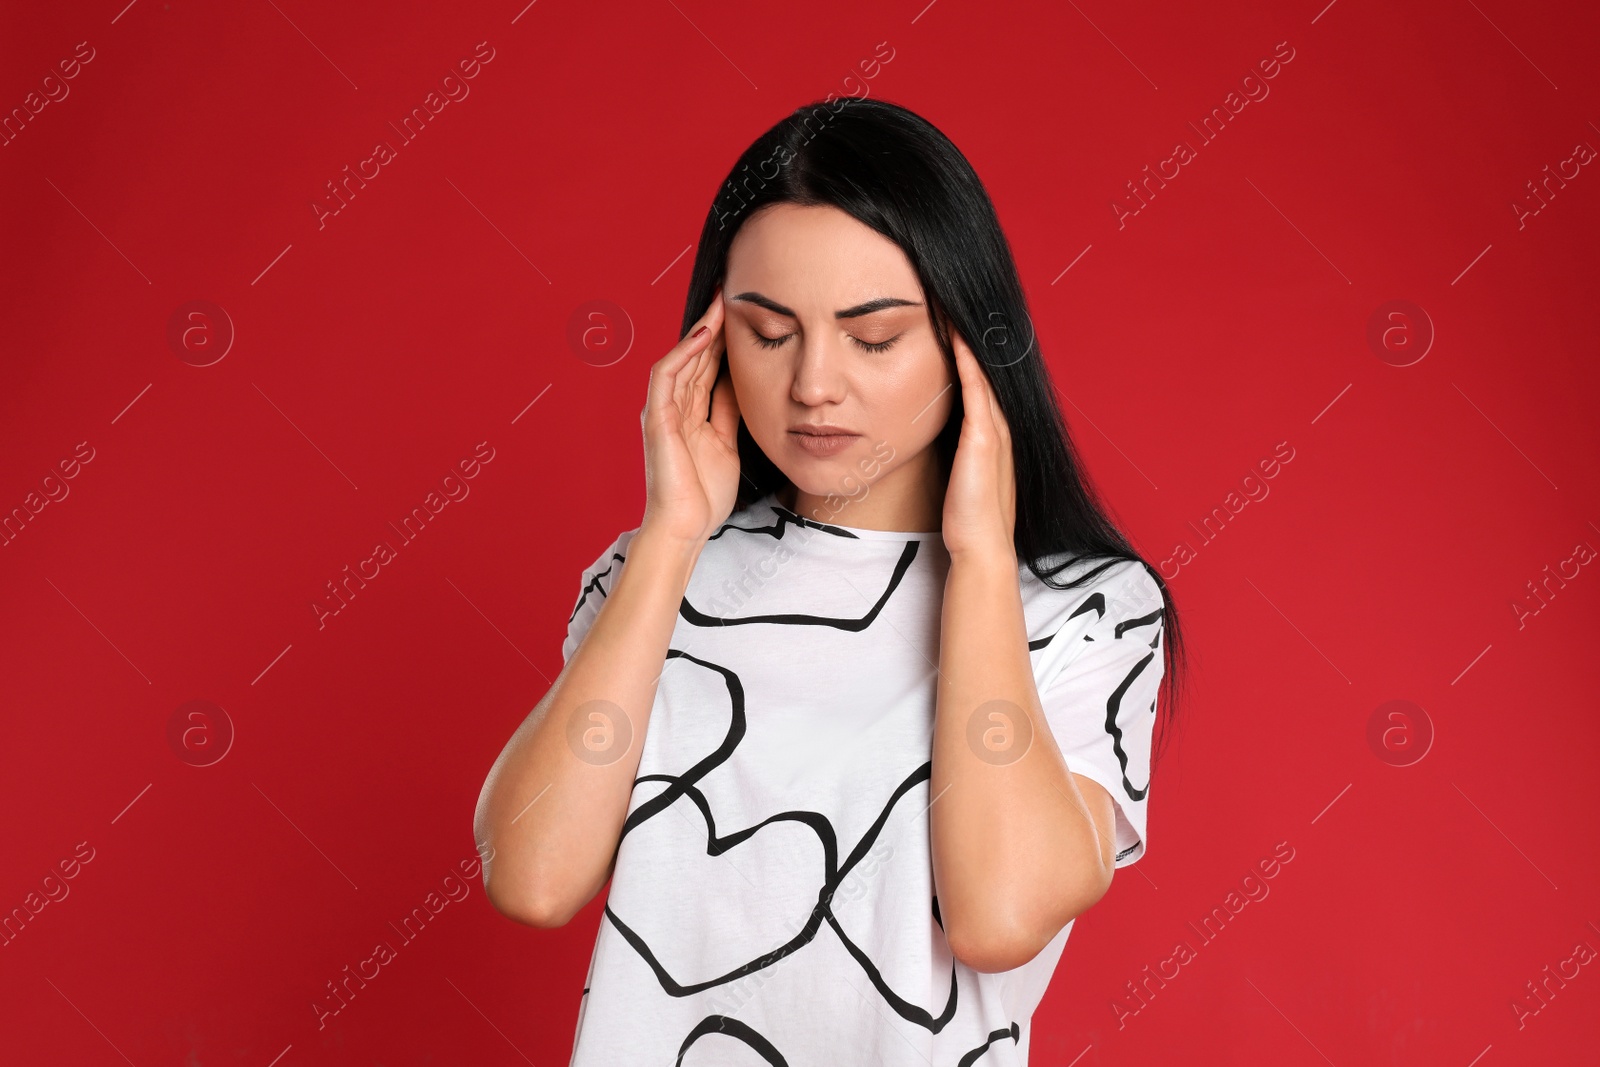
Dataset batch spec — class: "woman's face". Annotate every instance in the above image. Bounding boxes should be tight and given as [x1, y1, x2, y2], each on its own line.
[721, 202, 956, 503]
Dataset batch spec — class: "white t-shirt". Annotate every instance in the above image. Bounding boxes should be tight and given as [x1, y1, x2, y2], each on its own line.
[559, 489, 1165, 1065]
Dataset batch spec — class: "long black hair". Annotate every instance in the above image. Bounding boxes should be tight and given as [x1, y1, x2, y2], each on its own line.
[678, 97, 1189, 762]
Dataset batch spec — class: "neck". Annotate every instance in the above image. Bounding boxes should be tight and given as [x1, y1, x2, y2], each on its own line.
[779, 452, 946, 533]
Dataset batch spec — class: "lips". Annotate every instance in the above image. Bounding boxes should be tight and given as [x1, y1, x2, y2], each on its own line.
[789, 429, 859, 456]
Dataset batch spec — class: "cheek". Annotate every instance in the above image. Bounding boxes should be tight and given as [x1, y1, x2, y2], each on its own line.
[896, 352, 956, 430]
[727, 357, 781, 431]
[858, 356, 953, 452]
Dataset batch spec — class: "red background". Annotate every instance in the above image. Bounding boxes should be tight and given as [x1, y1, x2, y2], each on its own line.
[3, 0, 1597, 1063]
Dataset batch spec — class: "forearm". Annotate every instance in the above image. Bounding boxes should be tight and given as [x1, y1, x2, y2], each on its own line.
[473, 526, 701, 925]
[930, 549, 1112, 968]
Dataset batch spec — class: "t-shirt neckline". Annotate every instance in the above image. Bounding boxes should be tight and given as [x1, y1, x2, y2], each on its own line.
[759, 491, 944, 542]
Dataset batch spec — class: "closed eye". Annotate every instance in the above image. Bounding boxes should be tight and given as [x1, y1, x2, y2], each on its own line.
[751, 331, 900, 354]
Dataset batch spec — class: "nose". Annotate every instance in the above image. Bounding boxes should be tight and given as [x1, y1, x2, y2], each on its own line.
[789, 334, 849, 407]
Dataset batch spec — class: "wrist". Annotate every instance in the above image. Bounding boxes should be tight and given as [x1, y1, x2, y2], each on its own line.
[630, 525, 706, 586]
[945, 541, 1018, 576]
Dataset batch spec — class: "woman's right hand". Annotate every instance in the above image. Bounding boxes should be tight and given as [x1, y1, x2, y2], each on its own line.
[639, 287, 742, 548]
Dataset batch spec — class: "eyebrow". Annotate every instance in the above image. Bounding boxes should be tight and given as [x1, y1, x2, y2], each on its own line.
[729, 291, 925, 320]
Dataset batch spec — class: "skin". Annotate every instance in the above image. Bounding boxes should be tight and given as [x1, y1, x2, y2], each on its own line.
[723, 204, 1118, 970]
[473, 201, 1118, 975]
[718, 203, 951, 535]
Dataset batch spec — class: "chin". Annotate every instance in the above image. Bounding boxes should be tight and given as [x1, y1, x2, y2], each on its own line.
[777, 466, 837, 494]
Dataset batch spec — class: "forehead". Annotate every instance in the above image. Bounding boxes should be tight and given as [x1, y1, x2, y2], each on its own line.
[725, 203, 922, 308]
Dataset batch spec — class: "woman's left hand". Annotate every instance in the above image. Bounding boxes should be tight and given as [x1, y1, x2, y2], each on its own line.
[941, 329, 1017, 565]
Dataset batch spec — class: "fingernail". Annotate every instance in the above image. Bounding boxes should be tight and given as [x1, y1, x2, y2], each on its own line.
[690, 324, 709, 339]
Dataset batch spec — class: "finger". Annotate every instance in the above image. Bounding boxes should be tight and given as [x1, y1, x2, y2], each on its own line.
[989, 374, 1012, 453]
[972, 337, 1009, 441]
[655, 289, 723, 379]
[657, 303, 718, 390]
[690, 284, 723, 338]
[949, 330, 975, 392]
[951, 332, 994, 435]
[686, 341, 719, 427]
[651, 327, 710, 421]
[961, 333, 1003, 431]
[688, 298, 726, 403]
[671, 295, 725, 415]
[683, 299, 726, 417]
[647, 317, 718, 430]
[708, 358, 741, 446]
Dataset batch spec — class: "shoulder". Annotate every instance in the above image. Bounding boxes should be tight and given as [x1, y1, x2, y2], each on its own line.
[1021, 554, 1163, 615]
[1020, 554, 1164, 671]
[1102, 558, 1164, 617]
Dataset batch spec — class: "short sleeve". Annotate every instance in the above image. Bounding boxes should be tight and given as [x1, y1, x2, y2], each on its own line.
[561, 528, 640, 664]
[1037, 561, 1166, 867]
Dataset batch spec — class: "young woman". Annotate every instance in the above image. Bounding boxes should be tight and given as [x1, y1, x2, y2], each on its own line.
[474, 97, 1187, 1065]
